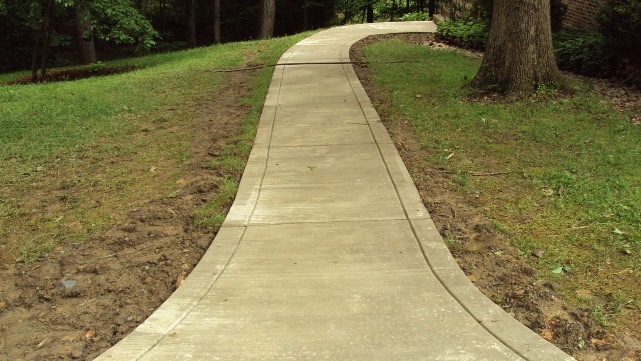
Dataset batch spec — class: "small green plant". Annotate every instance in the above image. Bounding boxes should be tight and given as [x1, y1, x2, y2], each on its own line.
[554, 30, 614, 77]
[398, 12, 431, 21]
[591, 305, 610, 325]
[192, 177, 239, 229]
[87, 61, 106, 73]
[16, 237, 56, 263]
[436, 19, 489, 50]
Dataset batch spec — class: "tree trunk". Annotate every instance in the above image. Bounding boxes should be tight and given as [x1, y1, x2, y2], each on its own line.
[31, 39, 40, 82]
[160, 0, 166, 33]
[40, 4, 54, 79]
[30, 0, 54, 82]
[258, 0, 275, 39]
[366, 4, 374, 23]
[76, 5, 96, 65]
[213, 0, 221, 44]
[303, 6, 309, 31]
[428, 0, 436, 17]
[186, 0, 196, 47]
[472, 0, 561, 96]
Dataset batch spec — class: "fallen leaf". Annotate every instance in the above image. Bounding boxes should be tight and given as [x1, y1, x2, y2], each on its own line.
[613, 228, 625, 235]
[540, 329, 554, 341]
[81, 329, 96, 341]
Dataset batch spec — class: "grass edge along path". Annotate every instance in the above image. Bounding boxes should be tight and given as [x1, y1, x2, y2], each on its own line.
[359, 36, 641, 344]
[0, 32, 314, 264]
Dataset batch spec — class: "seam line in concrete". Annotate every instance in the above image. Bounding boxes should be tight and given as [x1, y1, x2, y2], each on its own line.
[121, 48, 299, 361]
[341, 48, 533, 360]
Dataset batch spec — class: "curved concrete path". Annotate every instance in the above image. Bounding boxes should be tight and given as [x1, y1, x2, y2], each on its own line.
[96, 22, 573, 360]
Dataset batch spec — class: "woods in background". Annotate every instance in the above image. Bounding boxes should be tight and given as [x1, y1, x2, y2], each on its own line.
[0, 0, 439, 76]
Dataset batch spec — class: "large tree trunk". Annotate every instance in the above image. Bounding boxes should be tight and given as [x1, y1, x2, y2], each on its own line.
[472, 0, 561, 96]
[428, 0, 436, 17]
[76, 5, 96, 65]
[258, 0, 275, 39]
[186, 0, 197, 47]
[213, 0, 221, 44]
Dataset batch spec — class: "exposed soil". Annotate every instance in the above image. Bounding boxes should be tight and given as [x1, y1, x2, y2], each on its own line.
[4, 67, 137, 85]
[0, 71, 253, 360]
[2, 33, 640, 361]
[351, 33, 641, 361]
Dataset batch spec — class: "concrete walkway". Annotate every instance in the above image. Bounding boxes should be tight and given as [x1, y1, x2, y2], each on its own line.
[96, 22, 573, 361]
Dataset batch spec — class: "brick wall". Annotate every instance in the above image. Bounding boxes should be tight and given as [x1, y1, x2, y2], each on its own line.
[563, 0, 604, 28]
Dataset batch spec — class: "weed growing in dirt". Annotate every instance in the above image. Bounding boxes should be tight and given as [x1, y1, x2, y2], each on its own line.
[193, 177, 239, 229]
[362, 37, 641, 331]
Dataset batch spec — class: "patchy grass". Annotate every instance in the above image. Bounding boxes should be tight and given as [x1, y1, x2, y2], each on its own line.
[362, 37, 641, 331]
[0, 33, 313, 263]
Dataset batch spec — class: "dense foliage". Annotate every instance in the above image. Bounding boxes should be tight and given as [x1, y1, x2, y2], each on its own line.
[435, 19, 488, 50]
[554, 30, 614, 78]
[597, 0, 641, 84]
[552, 0, 641, 86]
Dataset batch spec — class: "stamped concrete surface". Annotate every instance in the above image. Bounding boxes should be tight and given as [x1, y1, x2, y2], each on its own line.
[95, 22, 574, 360]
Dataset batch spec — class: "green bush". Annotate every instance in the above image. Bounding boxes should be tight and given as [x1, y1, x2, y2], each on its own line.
[398, 12, 431, 21]
[597, 0, 641, 64]
[435, 19, 489, 50]
[554, 30, 615, 77]
[466, 0, 566, 30]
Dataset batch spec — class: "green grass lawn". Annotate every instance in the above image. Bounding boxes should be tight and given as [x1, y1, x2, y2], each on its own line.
[0, 33, 313, 263]
[362, 37, 641, 330]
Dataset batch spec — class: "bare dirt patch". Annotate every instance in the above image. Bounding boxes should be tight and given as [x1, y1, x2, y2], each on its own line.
[0, 72, 253, 360]
[351, 33, 641, 361]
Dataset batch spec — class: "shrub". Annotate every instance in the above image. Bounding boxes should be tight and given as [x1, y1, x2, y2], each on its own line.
[435, 19, 489, 50]
[398, 12, 431, 21]
[554, 30, 616, 77]
[464, 0, 566, 31]
[597, 0, 641, 64]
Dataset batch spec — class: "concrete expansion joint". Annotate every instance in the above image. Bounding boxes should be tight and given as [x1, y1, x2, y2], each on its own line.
[95, 22, 574, 361]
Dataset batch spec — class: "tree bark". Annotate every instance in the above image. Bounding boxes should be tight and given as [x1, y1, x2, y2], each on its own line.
[76, 5, 97, 65]
[366, 4, 374, 23]
[40, 3, 53, 79]
[30, 0, 54, 82]
[213, 0, 221, 44]
[303, 6, 309, 30]
[428, 0, 436, 17]
[186, 0, 197, 47]
[258, 0, 276, 39]
[472, 0, 561, 96]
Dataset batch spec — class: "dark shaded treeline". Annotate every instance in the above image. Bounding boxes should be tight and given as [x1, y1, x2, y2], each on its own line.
[0, 0, 437, 74]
